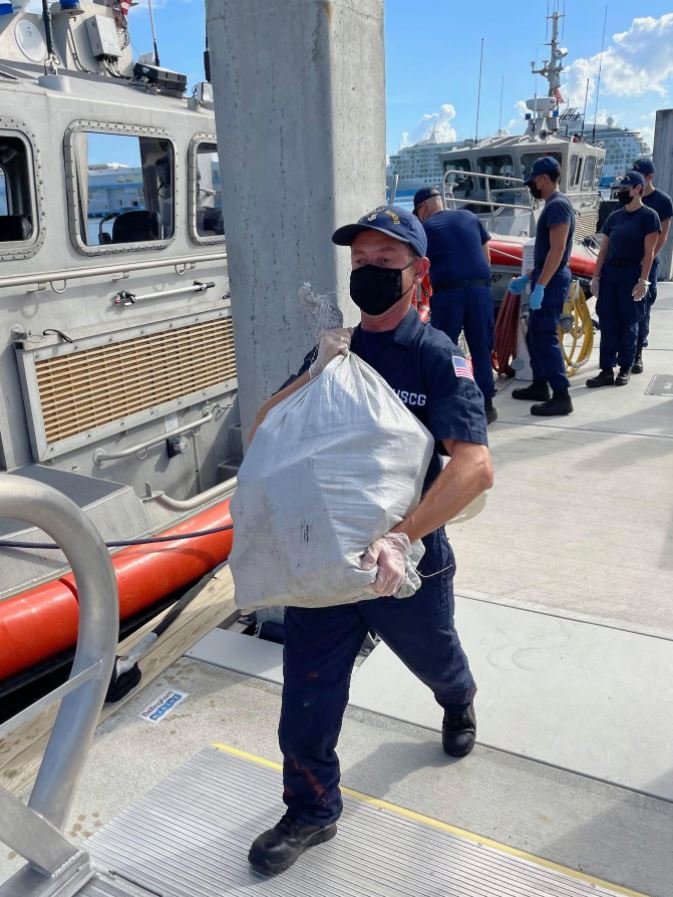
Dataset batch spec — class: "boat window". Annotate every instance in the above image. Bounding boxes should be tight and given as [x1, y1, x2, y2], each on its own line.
[444, 158, 473, 193]
[0, 135, 35, 244]
[582, 155, 597, 191]
[521, 152, 563, 182]
[476, 155, 515, 184]
[569, 155, 582, 188]
[73, 131, 174, 248]
[191, 142, 224, 242]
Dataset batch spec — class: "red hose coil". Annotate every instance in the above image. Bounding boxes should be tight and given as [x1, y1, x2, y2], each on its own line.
[492, 290, 521, 378]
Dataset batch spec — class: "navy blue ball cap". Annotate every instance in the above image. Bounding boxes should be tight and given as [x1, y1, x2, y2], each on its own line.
[632, 158, 655, 176]
[413, 186, 442, 211]
[332, 205, 428, 257]
[524, 155, 562, 185]
[616, 170, 646, 189]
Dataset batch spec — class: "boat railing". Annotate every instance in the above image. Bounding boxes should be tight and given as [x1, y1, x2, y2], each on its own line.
[0, 475, 118, 896]
[442, 169, 537, 235]
[0, 250, 227, 295]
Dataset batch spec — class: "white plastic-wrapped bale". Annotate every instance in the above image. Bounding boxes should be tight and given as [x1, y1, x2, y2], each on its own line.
[230, 353, 434, 610]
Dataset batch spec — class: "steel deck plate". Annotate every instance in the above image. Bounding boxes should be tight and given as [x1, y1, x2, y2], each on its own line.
[87, 747, 639, 897]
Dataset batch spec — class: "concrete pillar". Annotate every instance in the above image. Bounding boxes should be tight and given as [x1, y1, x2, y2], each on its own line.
[205, 0, 386, 437]
[653, 109, 673, 281]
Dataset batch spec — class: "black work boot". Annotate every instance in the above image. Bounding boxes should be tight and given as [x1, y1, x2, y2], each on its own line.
[484, 397, 498, 424]
[631, 353, 644, 374]
[530, 389, 573, 416]
[586, 369, 615, 388]
[442, 702, 476, 758]
[248, 814, 337, 876]
[615, 366, 631, 386]
[511, 379, 551, 402]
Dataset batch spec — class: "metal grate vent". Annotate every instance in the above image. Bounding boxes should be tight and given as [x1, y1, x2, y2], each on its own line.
[35, 318, 236, 443]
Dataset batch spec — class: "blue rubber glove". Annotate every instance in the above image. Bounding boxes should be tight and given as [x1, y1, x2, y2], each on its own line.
[529, 283, 545, 310]
[509, 274, 529, 295]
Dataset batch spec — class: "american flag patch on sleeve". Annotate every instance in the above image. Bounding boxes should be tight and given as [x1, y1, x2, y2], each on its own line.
[452, 355, 474, 379]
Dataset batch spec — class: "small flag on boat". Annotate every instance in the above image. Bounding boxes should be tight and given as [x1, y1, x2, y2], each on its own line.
[452, 355, 474, 380]
[119, 0, 132, 15]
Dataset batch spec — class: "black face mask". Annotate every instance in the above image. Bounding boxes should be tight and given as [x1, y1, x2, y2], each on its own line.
[617, 191, 633, 206]
[350, 262, 414, 316]
[529, 184, 543, 200]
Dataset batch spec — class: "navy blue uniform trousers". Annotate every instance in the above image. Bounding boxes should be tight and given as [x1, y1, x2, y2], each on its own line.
[597, 266, 642, 370]
[527, 269, 571, 392]
[279, 537, 476, 826]
[430, 286, 495, 399]
[636, 256, 658, 354]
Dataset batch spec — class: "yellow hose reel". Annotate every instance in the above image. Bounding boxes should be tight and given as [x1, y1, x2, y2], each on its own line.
[558, 279, 594, 375]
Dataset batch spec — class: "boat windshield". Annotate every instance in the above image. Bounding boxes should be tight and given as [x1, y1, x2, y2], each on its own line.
[476, 154, 516, 186]
[521, 151, 563, 182]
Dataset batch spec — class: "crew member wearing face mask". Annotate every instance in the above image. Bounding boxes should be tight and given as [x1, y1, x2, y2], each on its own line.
[246, 206, 493, 877]
[587, 170, 661, 388]
[413, 186, 497, 424]
[509, 155, 576, 416]
[630, 158, 673, 374]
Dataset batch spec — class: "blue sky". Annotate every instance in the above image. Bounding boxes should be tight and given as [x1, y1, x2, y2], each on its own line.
[37, 1, 673, 155]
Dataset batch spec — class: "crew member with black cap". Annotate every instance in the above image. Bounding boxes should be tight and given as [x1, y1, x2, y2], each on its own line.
[246, 205, 493, 877]
[509, 155, 575, 416]
[587, 170, 660, 388]
[631, 158, 673, 374]
[413, 186, 497, 424]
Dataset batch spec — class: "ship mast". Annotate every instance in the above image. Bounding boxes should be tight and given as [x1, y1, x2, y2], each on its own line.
[525, 11, 568, 137]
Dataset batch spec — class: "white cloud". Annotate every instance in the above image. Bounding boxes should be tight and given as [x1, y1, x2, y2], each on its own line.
[400, 103, 458, 149]
[563, 14, 673, 108]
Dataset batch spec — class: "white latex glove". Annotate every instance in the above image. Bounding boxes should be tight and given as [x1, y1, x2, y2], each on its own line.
[632, 280, 648, 302]
[590, 276, 600, 298]
[308, 327, 352, 380]
[361, 532, 412, 596]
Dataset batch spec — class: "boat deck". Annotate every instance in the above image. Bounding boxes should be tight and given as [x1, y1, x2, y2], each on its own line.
[2, 287, 672, 897]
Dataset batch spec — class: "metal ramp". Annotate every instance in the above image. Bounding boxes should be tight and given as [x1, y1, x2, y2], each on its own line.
[82, 745, 643, 897]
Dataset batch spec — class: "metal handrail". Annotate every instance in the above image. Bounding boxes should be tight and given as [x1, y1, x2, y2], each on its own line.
[0, 475, 117, 865]
[93, 408, 214, 465]
[0, 251, 227, 292]
[442, 169, 537, 236]
[145, 474, 238, 511]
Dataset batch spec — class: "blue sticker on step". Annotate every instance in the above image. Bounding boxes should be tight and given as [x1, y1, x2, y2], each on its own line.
[140, 689, 188, 724]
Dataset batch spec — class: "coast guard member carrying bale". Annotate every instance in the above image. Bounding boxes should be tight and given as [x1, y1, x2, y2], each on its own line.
[239, 205, 493, 877]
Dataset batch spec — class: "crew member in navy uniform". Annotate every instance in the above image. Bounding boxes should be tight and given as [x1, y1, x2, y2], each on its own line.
[631, 158, 673, 374]
[587, 171, 660, 388]
[509, 156, 575, 416]
[413, 186, 497, 424]
[246, 206, 493, 877]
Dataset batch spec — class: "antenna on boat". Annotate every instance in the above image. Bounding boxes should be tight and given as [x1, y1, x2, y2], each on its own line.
[474, 37, 484, 144]
[591, 5, 608, 144]
[497, 74, 504, 134]
[581, 77, 590, 138]
[40, 0, 59, 75]
[147, 0, 161, 67]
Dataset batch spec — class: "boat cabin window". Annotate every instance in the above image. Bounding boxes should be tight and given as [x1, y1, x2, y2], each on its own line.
[521, 152, 563, 182]
[191, 141, 224, 242]
[0, 135, 35, 244]
[476, 155, 515, 185]
[582, 156, 597, 191]
[569, 155, 582, 188]
[72, 131, 174, 248]
[444, 158, 473, 193]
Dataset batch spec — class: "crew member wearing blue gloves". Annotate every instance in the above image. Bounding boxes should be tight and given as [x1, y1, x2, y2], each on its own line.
[510, 156, 575, 416]
[413, 187, 497, 424]
[587, 170, 660, 388]
[631, 158, 673, 374]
